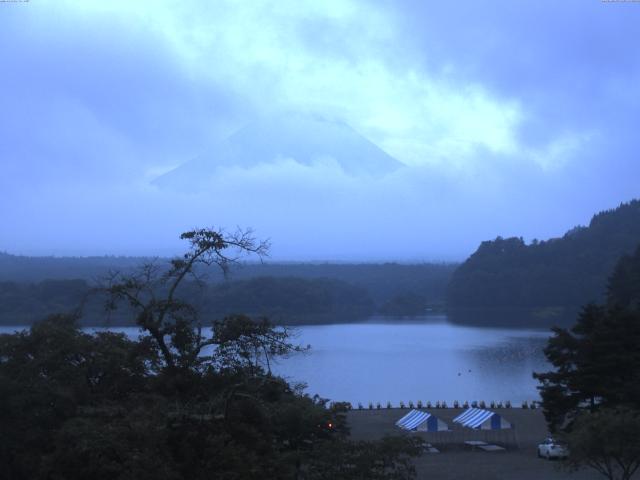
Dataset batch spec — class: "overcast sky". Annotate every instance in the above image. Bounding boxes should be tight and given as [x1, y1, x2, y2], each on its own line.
[1, 0, 639, 260]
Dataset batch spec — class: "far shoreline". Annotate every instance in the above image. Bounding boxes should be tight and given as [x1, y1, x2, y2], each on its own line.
[0, 310, 567, 330]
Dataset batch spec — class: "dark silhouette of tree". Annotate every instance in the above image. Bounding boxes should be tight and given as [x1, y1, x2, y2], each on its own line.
[533, 304, 640, 431]
[0, 228, 421, 479]
[563, 408, 640, 480]
[607, 244, 640, 311]
[103, 227, 270, 372]
[534, 246, 640, 480]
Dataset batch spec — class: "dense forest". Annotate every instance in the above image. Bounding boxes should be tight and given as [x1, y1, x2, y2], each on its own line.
[447, 200, 640, 324]
[0, 277, 369, 326]
[0, 255, 454, 305]
[0, 263, 456, 325]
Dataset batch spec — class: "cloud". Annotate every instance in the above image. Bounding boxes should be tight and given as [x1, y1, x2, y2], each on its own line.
[0, 151, 602, 260]
[0, 0, 638, 259]
[9, 0, 531, 168]
[2, 0, 612, 177]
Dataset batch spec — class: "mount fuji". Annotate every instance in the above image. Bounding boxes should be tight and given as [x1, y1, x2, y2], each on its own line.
[153, 112, 404, 190]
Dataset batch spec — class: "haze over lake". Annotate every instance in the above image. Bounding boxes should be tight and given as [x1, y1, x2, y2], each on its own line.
[1, 315, 550, 405]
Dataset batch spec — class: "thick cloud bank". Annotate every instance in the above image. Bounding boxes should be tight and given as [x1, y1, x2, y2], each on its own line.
[1, 1, 638, 259]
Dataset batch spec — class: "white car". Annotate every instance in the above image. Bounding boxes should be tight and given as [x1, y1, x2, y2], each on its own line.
[537, 437, 569, 459]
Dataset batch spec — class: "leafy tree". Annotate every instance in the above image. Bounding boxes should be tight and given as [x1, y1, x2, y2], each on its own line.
[379, 292, 428, 316]
[563, 408, 640, 480]
[0, 313, 155, 480]
[533, 305, 640, 430]
[301, 436, 422, 480]
[607, 244, 640, 311]
[535, 246, 640, 480]
[211, 314, 306, 375]
[0, 228, 421, 479]
[103, 227, 270, 372]
[205, 276, 375, 324]
[534, 245, 640, 431]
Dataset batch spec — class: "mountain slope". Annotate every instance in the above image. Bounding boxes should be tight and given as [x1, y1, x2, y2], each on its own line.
[447, 199, 640, 310]
[153, 112, 403, 189]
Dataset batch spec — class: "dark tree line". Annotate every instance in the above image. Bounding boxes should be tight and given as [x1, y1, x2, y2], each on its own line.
[0, 274, 447, 326]
[0, 277, 374, 326]
[447, 200, 640, 314]
[0, 252, 456, 314]
[206, 276, 375, 323]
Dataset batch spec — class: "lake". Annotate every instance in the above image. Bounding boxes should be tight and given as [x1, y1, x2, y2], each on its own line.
[0, 315, 552, 405]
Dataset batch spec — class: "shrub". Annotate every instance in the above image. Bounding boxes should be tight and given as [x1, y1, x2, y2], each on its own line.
[408, 401, 414, 409]
[442, 401, 448, 409]
[417, 400, 423, 409]
[505, 400, 511, 408]
[435, 401, 441, 409]
[463, 401, 469, 409]
[521, 400, 529, 409]
[471, 400, 478, 408]
[376, 402, 381, 409]
[368, 402, 373, 410]
[386, 401, 392, 409]
[479, 400, 486, 409]
[426, 401, 432, 408]
[490, 401, 496, 408]
[331, 401, 352, 411]
[453, 400, 459, 408]
[358, 402, 364, 410]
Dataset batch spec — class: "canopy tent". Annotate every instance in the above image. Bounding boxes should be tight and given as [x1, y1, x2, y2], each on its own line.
[452, 408, 511, 430]
[395, 410, 449, 432]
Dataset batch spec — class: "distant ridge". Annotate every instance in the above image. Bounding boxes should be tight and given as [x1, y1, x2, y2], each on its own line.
[447, 199, 640, 312]
[0, 257, 456, 326]
[153, 112, 403, 190]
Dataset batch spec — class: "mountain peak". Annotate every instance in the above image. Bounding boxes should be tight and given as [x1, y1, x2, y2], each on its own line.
[154, 112, 403, 190]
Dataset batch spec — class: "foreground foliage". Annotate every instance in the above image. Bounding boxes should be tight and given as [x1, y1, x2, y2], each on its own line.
[533, 304, 640, 430]
[0, 228, 421, 479]
[0, 317, 422, 479]
[535, 244, 640, 480]
[563, 408, 640, 480]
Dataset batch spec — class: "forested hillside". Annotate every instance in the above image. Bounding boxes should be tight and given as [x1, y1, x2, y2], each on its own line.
[0, 256, 456, 324]
[0, 255, 454, 305]
[447, 200, 640, 313]
[0, 253, 147, 282]
[0, 270, 453, 326]
[0, 277, 373, 326]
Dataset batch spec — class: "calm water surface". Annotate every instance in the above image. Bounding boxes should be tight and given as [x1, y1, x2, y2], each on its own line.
[1, 315, 551, 405]
[273, 316, 551, 405]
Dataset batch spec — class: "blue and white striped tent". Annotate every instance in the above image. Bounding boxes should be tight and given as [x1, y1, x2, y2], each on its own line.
[452, 408, 511, 430]
[395, 410, 448, 432]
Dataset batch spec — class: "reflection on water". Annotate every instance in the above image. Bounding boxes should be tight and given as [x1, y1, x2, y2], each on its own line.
[272, 316, 552, 405]
[460, 337, 549, 405]
[0, 315, 553, 405]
